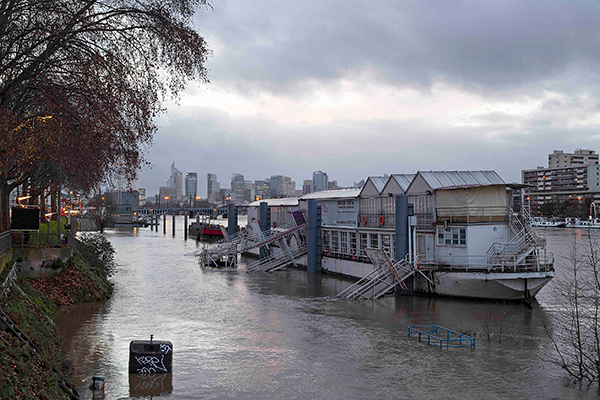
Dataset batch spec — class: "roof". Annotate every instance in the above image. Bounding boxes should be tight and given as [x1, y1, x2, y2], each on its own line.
[248, 198, 299, 207]
[359, 176, 388, 197]
[381, 174, 415, 194]
[417, 171, 505, 190]
[300, 188, 361, 200]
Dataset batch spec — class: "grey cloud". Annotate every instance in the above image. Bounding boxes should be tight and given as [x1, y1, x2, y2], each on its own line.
[139, 104, 600, 196]
[195, 0, 600, 92]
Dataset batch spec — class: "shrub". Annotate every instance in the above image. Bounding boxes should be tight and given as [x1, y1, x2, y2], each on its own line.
[76, 233, 116, 277]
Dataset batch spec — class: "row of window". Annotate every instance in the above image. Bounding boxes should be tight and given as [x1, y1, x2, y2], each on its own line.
[322, 227, 467, 260]
[323, 230, 394, 257]
[437, 228, 466, 246]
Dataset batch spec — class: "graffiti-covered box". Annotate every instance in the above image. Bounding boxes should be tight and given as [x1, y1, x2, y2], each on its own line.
[129, 340, 173, 374]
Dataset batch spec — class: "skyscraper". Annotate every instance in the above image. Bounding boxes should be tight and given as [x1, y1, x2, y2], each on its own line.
[312, 170, 328, 192]
[255, 179, 270, 199]
[185, 172, 198, 201]
[231, 173, 245, 200]
[167, 162, 183, 201]
[207, 173, 220, 202]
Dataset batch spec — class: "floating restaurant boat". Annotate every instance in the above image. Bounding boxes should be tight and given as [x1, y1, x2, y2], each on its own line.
[565, 217, 600, 229]
[531, 217, 565, 228]
[247, 170, 555, 302]
[565, 201, 600, 228]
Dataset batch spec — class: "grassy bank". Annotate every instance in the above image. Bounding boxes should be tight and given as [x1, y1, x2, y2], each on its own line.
[0, 238, 113, 399]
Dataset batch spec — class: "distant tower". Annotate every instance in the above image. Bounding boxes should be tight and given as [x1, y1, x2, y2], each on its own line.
[207, 173, 220, 202]
[312, 170, 328, 192]
[185, 172, 198, 201]
[167, 162, 183, 201]
[231, 173, 245, 200]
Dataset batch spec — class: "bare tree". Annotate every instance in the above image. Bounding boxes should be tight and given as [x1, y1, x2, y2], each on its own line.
[545, 233, 600, 386]
[0, 0, 211, 231]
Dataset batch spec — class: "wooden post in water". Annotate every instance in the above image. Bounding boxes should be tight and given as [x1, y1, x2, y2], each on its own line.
[172, 211, 176, 237]
[184, 214, 188, 240]
[163, 213, 166, 234]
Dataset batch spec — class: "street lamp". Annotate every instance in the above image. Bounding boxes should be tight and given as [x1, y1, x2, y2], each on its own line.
[164, 196, 169, 209]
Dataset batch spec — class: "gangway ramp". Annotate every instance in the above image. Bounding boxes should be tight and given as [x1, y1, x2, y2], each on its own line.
[245, 243, 308, 272]
[198, 222, 308, 268]
[336, 249, 415, 300]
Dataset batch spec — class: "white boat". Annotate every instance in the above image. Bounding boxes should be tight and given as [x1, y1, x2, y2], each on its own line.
[248, 171, 554, 302]
[531, 217, 565, 227]
[565, 217, 600, 229]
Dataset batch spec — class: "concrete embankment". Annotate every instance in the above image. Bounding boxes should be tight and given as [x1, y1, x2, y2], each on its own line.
[0, 251, 112, 399]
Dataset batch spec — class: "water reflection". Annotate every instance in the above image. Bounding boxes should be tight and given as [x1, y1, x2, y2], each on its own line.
[54, 221, 600, 399]
[129, 373, 172, 397]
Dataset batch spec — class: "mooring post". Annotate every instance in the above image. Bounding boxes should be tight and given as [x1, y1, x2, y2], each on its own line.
[228, 203, 238, 236]
[184, 214, 188, 240]
[163, 213, 166, 234]
[172, 211, 176, 237]
[307, 199, 322, 273]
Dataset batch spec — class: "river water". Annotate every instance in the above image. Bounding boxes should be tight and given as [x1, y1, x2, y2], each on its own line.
[55, 217, 600, 399]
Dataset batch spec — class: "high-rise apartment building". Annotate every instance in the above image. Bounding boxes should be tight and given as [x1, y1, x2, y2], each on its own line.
[312, 170, 328, 192]
[185, 172, 198, 201]
[548, 149, 599, 168]
[522, 163, 600, 214]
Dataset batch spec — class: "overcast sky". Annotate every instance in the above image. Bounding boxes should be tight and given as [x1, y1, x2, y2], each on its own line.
[138, 0, 600, 197]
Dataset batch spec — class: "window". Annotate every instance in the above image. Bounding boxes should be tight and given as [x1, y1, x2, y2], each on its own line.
[340, 231, 348, 254]
[381, 234, 391, 257]
[349, 233, 357, 256]
[323, 230, 330, 253]
[360, 233, 368, 256]
[370, 233, 379, 249]
[331, 231, 339, 252]
[437, 228, 466, 246]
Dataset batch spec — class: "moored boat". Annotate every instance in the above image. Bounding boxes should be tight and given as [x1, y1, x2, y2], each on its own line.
[189, 216, 225, 238]
[565, 217, 600, 229]
[531, 217, 565, 227]
[248, 170, 555, 302]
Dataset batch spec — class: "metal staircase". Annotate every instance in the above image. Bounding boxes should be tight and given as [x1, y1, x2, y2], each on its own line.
[486, 208, 545, 269]
[336, 249, 415, 300]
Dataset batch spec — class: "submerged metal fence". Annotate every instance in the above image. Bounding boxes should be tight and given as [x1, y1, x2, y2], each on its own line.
[408, 325, 475, 349]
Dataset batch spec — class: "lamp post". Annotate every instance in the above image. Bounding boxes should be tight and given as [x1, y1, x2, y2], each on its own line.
[195, 196, 201, 208]
[164, 196, 169, 210]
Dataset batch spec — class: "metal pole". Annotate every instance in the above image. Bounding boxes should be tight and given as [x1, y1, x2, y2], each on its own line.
[163, 213, 166, 234]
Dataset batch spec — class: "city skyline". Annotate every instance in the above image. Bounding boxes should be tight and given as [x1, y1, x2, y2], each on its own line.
[138, 1, 600, 199]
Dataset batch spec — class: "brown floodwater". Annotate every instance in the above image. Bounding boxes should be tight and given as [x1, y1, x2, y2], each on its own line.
[55, 216, 600, 399]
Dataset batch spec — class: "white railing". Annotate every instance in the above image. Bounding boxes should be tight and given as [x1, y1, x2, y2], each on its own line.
[417, 253, 554, 272]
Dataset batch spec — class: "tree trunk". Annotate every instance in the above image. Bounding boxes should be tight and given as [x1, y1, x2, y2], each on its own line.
[0, 182, 11, 232]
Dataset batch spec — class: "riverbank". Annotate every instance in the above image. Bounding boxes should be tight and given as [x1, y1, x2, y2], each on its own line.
[0, 250, 113, 399]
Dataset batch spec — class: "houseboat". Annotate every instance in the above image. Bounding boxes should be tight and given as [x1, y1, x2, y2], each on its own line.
[247, 171, 554, 301]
